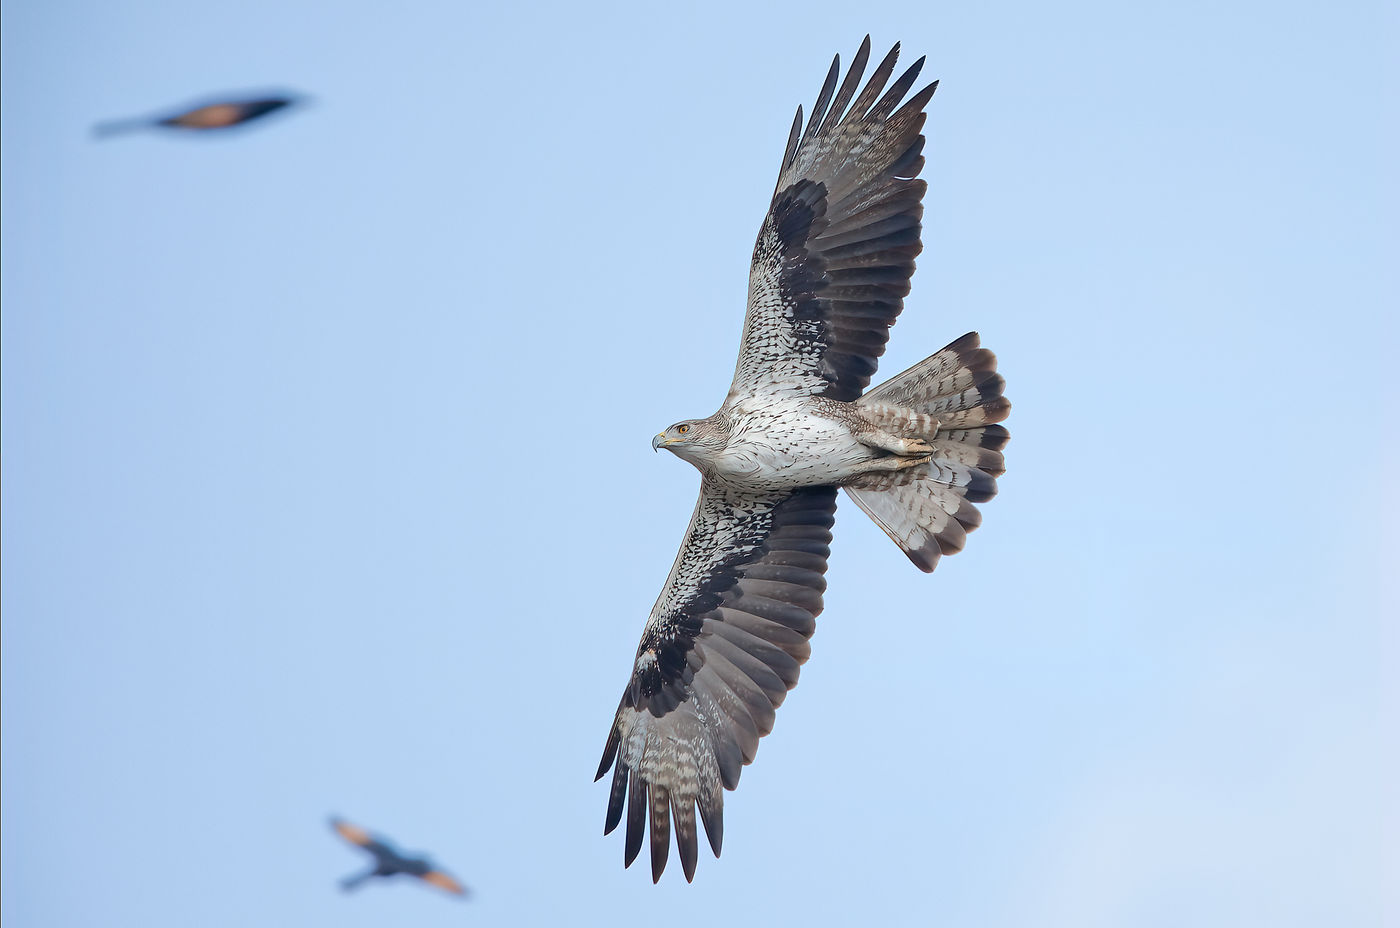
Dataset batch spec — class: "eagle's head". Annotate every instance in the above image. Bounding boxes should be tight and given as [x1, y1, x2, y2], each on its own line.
[652, 416, 728, 468]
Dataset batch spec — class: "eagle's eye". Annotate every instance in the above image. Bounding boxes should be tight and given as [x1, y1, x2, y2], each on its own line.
[677, 424, 691, 434]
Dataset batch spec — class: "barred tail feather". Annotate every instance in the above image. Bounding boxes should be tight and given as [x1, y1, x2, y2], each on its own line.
[848, 332, 1009, 571]
[845, 478, 982, 572]
[857, 331, 1009, 425]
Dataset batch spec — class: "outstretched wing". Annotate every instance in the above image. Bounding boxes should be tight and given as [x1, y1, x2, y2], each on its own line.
[331, 817, 376, 848]
[596, 484, 836, 882]
[329, 817, 395, 862]
[728, 36, 936, 404]
[417, 869, 470, 896]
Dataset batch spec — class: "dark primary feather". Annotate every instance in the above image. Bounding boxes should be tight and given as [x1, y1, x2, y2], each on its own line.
[597, 486, 836, 881]
[729, 36, 937, 404]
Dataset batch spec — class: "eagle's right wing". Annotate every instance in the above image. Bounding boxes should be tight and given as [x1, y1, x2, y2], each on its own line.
[727, 37, 936, 405]
[596, 483, 836, 882]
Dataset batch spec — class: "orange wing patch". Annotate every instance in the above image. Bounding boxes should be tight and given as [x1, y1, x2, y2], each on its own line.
[419, 870, 467, 896]
[331, 819, 374, 847]
[176, 103, 243, 128]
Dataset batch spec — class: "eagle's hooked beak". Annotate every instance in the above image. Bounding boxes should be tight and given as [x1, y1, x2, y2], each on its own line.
[652, 433, 666, 452]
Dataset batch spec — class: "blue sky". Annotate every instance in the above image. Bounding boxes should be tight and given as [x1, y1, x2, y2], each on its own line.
[3, 1, 1395, 925]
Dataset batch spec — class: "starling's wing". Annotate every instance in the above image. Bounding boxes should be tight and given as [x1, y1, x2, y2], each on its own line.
[418, 869, 469, 896]
[329, 817, 396, 861]
[330, 817, 375, 847]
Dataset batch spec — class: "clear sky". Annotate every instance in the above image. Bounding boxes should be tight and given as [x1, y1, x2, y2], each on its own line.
[3, 1, 1395, 925]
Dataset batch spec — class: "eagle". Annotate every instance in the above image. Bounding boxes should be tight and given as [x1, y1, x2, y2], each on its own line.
[596, 37, 1010, 882]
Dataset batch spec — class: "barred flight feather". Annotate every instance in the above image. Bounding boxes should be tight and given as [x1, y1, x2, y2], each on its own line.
[728, 36, 938, 404]
[597, 486, 835, 881]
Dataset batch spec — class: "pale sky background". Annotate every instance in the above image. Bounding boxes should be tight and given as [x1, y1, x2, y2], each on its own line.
[3, 1, 1396, 925]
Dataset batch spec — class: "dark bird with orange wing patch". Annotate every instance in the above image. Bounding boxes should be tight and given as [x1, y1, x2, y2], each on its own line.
[329, 817, 468, 897]
[93, 94, 301, 138]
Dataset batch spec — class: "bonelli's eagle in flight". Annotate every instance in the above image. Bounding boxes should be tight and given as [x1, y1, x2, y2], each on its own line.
[596, 37, 1010, 882]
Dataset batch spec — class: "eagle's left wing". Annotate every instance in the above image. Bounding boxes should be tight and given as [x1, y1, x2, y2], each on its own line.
[596, 483, 837, 882]
[727, 37, 937, 404]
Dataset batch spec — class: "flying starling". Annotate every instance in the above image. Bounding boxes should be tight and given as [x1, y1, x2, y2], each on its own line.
[94, 94, 301, 138]
[329, 817, 468, 897]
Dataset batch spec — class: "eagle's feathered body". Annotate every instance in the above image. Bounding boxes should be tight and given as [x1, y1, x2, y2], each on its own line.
[697, 398, 891, 491]
[597, 37, 1011, 882]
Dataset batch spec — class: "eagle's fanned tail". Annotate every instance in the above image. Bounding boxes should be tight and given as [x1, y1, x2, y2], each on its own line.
[846, 332, 1011, 572]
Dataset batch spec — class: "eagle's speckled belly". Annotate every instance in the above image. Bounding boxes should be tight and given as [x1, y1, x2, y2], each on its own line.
[711, 400, 875, 492]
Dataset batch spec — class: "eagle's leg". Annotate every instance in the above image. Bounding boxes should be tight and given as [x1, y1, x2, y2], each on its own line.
[852, 424, 940, 456]
[850, 405, 942, 455]
[845, 451, 933, 476]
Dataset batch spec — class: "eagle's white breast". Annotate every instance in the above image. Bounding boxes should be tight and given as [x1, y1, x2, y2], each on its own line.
[712, 397, 871, 492]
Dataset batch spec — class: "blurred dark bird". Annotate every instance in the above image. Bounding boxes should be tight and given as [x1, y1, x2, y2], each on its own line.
[329, 817, 468, 897]
[93, 94, 301, 138]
